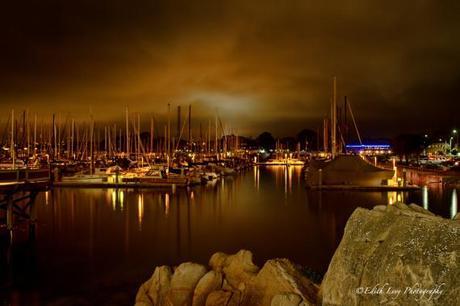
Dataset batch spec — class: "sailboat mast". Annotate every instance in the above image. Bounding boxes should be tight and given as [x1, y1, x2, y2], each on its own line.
[125, 106, 130, 157]
[150, 117, 154, 154]
[11, 109, 15, 169]
[214, 114, 218, 156]
[188, 104, 191, 150]
[34, 113, 37, 153]
[331, 76, 337, 158]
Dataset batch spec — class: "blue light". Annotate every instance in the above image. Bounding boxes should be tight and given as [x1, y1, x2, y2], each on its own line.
[346, 144, 390, 149]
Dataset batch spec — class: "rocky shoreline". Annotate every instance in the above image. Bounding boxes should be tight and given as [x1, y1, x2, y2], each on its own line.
[135, 203, 459, 306]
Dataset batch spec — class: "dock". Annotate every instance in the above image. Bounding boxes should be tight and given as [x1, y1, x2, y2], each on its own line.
[306, 185, 421, 191]
[53, 181, 189, 189]
[0, 169, 50, 233]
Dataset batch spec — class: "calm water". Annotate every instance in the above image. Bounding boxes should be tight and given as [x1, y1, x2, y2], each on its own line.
[0, 166, 457, 305]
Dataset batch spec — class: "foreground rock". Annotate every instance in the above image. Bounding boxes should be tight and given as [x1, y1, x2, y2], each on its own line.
[135, 250, 318, 306]
[320, 203, 460, 306]
[136, 203, 459, 305]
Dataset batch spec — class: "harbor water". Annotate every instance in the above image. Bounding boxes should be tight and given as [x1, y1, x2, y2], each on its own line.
[0, 166, 457, 305]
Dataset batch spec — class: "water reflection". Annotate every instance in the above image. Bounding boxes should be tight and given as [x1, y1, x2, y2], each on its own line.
[138, 194, 144, 230]
[165, 193, 170, 215]
[387, 191, 405, 205]
[423, 186, 429, 210]
[451, 189, 457, 219]
[1, 166, 455, 304]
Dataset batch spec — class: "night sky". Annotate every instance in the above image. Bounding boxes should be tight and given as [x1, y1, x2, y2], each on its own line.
[1, 1, 459, 138]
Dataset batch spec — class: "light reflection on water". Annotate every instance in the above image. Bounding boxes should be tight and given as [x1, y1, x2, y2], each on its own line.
[423, 186, 429, 210]
[0, 165, 456, 304]
[451, 189, 457, 219]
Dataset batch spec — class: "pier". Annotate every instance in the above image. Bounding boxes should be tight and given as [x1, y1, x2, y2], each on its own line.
[0, 169, 50, 233]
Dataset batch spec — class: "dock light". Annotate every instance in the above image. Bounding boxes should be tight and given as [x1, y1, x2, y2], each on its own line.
[453, 129, 458, 134]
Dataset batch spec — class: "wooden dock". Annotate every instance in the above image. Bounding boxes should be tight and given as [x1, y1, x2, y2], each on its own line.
[53, 181, 189, 189]
[0, 169, 51, 233]
[306, 185, 421, 191]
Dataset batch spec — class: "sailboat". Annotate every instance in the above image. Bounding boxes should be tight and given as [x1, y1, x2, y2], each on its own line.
[305, 77, 404, 190]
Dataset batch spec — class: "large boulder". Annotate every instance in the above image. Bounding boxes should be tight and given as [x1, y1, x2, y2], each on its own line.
[320, 203, 460, 306]
[221, 250, 260, 289]
[209, 252, 229, 272]
[166, 262, 208, 305]
[205, 290, 233, 306]
[243, 259, 317, 305]
[135, 251, 317, 306]
[192, 271, 223, 306]
[135, 265, 172, 306]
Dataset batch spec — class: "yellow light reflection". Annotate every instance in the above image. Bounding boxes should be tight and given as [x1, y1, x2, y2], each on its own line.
[112, 190, 116, 211]
[423, 186, 428, 210]
[388, 191, 396, 205]
[120, 191, 124, 211]
[138, 194, 144, 230]
[451, 189, 457, 219]
[165, 193, 170, 215]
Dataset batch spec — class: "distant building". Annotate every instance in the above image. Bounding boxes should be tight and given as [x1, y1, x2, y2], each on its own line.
[345, 143, 391, 155]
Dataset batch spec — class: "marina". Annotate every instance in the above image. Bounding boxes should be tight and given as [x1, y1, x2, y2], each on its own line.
[1, 1, 459, 304]
[0, 165, 457, 304]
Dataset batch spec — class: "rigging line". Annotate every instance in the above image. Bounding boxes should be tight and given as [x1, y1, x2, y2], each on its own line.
[347, 99, 363, 145]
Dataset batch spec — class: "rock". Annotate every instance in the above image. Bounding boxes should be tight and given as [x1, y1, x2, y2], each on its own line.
[209, 252, 229, 272]
[192, 271, 223, 306]
[243, 259, 316, 305]
[135, 280, 153, 305]
[320, 205, 460, 306]
[135, 265, 172, 306]
[134, 303, 152, 306]
[222, 250, 259, 289]
[205, 290, 233, 306]
[408, 203, 435, 216]
[166, 262, 208, 306]
[271, 293, 302, 306]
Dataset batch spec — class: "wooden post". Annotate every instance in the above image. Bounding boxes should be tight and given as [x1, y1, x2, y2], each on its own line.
[318, 169, 323, 189]
[6, 194, 13, 231]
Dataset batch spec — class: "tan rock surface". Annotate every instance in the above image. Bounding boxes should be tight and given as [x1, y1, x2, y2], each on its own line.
[320, 203, 460, 306]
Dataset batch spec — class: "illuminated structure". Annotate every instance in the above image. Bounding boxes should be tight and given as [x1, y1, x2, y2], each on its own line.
[345, 144, 391, 155]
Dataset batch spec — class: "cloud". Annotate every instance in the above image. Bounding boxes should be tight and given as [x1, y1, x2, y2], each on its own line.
[0, 0, 458, 137]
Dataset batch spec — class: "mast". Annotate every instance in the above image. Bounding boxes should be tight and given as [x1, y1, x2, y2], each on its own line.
[208, 119, 211, 154]
[323, 118, 329, 152]
[11, 110, 15, 169]
[26, 110, 30, 158]
[214, 114, 218, 156]
[125, 106, 130, 157]
[167, 103, 171, 158]
[188, 104, 191, 150]
[53, 114, 56, 160]
[150, 117, 154, 154]
[57, 114, 61, 159]
[331, 76, 337, 158]
[177, 106, 181, 145]
[70, 118, 74, 159]
[90, 115, 94, 174]
[344, 96, 348, 146]
[137, 112, 141, 162]
[33, 113, 37, 153]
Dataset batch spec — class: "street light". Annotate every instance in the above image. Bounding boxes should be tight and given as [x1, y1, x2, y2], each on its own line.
[453, 129, 458, 148]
